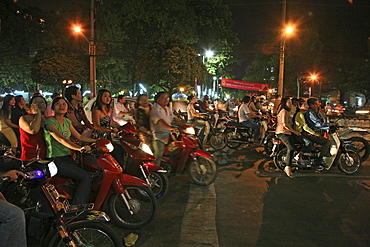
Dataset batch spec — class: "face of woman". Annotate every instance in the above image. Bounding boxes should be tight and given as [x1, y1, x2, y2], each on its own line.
[101, 92, 111, 105]
[138, 96, 149, 107]
[190, 97, 197, 104]
[286, 99, 292, 108]
[53, 99, 68, 114]
[9, 97, 15, 106]
[73, 89, 83, 102]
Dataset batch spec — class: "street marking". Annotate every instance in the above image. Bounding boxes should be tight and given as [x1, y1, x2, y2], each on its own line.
[179, 183, 219, 247]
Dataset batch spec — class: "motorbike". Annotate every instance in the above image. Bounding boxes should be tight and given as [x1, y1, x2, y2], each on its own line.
[336, 126, 370, 162]
[271, 125, 362, 175]
[50, 138, 158, 229]
[117, 122, 169, 200]
[224, 116, 268, 149]
[1, 160, 122, 247]
[160, 125, 218, 186]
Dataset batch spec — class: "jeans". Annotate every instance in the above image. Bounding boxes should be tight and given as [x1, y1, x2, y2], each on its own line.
[277, 134, 297, 167]
[53, 155, 92, 205]
[152, 140, 166, 166]
[241, 119, 260, 140]
[0, 199, 26, 247]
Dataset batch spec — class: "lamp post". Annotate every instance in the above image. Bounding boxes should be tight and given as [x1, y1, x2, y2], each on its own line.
[73, 0, 96, 98]
[277, 26, 293, 97]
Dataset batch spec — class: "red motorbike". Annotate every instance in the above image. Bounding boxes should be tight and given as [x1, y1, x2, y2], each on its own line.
[161, 125, 218, 186]
[118, 123, 169, 200]
[49, 138, 158, 229]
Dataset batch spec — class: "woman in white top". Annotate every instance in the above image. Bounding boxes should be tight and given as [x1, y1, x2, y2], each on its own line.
[187, 95, 210, 141]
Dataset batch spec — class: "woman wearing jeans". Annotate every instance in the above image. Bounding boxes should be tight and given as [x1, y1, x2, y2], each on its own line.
[44, 97, 96, 205]
[276, 97, 312, 178]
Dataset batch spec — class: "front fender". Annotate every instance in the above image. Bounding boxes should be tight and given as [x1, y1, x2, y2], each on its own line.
[113, 173, 150, 193]
[142, 161, 167, 173]
[190, 149, 214, 160]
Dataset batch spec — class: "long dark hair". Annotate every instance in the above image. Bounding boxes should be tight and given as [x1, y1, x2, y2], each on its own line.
[92, 89, 111, 112]
[0, 94, 15, 119]
[277, 97, 291, 113]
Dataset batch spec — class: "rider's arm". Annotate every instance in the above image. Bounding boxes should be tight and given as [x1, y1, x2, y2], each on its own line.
[45, 123, 84, 151]
[308, 110, 330, 129]
[157, 119, 177, 131]
[4, 117, 18, 129]
[19, 113, 42, 135]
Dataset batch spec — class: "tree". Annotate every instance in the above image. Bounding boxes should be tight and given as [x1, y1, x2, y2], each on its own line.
[132, 38, 206, 97]
[346, 61, 370, 106]
[96, 0, 238, 90]
[31, 46, 89, 91]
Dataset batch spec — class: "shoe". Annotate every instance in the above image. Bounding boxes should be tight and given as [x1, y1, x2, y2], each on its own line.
[317, 157, 328, 168]
[284, 166, 295, 178]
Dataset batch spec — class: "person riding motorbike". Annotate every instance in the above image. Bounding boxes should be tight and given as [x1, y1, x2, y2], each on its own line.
[187, 95, 210, 141]
[44, 97, 96, 205]
[304, 97, 331, 131]
[238, 96, 260, 142]
[293, 99, 331, 167]
[0, 169, 27, 247]
[150, 92, 180, 165]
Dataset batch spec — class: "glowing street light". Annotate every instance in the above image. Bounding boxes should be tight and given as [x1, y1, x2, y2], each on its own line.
[73, 25, 96, 98]
[277, 25, 294, 97]
[179, 87, 185, 93]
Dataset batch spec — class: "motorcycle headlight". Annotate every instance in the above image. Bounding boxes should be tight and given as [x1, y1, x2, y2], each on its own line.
[184, 126, 196, 135]
[106, 143, 114, 152]
[139, 143, 153, 156]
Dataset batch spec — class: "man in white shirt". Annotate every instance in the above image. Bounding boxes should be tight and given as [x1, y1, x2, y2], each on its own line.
[112, 95, 134, 125]
[238, 96, 260, 142]
[150, 92, 179, 165]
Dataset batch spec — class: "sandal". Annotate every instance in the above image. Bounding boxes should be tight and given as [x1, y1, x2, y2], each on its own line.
[284, 166, 295, 178]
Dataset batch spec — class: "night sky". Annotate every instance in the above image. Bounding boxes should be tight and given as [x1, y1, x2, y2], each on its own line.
[16, 0, 370, 79]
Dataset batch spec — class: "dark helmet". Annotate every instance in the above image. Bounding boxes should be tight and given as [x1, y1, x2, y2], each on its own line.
[203, 95, 210, 100]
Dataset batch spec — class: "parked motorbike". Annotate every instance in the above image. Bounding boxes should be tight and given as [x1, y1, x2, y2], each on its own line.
[50, 138, 158, 229]
[224, 116, 267, 149]
[117, 122, 169, 200]
[272, 126, 362, 175]
[1, 160, 122, 247]
[161, 125, 218, 186]
[336, 126, 370, 162]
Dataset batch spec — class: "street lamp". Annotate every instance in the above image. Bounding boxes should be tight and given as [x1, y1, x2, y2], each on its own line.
[74, 26, 96, 98]
[277, 26, 294, 97]
[309, 74, 321, 97]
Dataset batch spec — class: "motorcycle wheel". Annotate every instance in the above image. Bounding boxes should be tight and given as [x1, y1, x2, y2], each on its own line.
[337, 149, 361, 175]
[273, 148, 287, 171]
[48, 221, 122, 247]
[225, 129, 242, 149]
[148, 171, 169, 200]
[263, 133, 275, 156]
[345, 136, 370, 162]
[188, 156, 217, 186]
[107, 186, 158, 229]
[209, 132, 227, 150]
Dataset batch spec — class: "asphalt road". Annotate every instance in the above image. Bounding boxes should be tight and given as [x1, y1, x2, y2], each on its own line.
[114, 144, 370, 247]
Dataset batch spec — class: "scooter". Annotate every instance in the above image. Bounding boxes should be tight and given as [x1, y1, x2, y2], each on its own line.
[49, 138, 158, 229]
[160, 125, 218, 186]
[117, 122, 169, 200]
[1, 160, 122, 247]
[271, 125, 362, 175]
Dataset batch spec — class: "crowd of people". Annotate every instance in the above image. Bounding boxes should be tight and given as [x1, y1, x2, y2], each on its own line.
[0, 87, 335, 245]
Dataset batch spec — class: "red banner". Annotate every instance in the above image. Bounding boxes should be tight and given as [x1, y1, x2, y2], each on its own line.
[220, 78, 269, 92]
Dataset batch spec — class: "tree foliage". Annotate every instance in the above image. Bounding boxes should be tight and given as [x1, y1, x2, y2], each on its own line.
[31, 46, 89, 91]
[346, 61, 370, 105]
[96, 0, 238, 90]
[132, 38, 206, 96]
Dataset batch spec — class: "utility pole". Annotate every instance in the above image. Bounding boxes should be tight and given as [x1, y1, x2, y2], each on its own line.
[89, 0, 96, 98]
[277, 0, 287, 97]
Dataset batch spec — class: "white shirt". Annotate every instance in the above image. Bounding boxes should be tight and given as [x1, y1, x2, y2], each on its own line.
[238, 104, 250, 122]
[112, 101, 129, 123]
[150, 103, 175, 144]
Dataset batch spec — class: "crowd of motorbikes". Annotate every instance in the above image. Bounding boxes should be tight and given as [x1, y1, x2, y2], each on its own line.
[0, 107, 369, 246]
